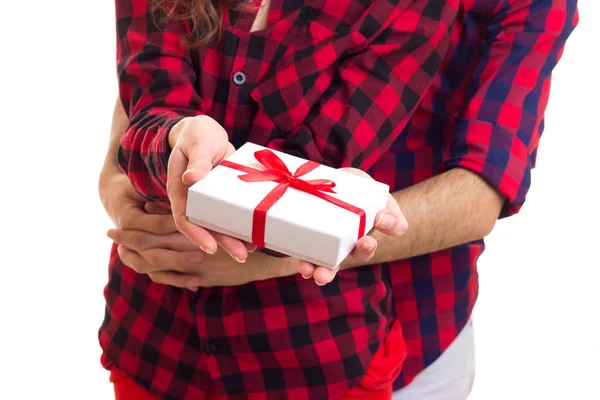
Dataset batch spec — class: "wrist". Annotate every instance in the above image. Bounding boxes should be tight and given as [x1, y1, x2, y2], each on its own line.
[168, 115, 226, 150]
[250, 252, 299, 281]
[168, 117, 188, 149]
[100, 156, 122, 180]
[98, 171, 129, 208]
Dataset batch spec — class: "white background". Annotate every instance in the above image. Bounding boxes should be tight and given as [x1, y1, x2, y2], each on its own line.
[0, 1, 598, 399]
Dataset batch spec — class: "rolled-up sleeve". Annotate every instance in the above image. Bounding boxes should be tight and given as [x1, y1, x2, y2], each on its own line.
[115, 0, 204, 202]
[442, 0, 578, 217]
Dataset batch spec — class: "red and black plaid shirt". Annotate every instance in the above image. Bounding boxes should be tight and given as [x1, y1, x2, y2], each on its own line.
[101, 0, 578, 398]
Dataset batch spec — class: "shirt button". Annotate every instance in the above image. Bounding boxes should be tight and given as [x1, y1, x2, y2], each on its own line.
[232, 71, 246, 85]
[203, 343, 218, 356]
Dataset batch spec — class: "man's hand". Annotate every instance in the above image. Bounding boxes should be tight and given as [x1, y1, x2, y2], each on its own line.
[100, 172, 211, 289]
[297, 167, 408, 286]
[100, 173, 176, 235]
[107, 202, 212, 290]
[167, 115, 255, 261]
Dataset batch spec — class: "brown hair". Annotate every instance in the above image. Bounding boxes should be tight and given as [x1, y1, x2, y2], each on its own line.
[151, 0, 250, 48]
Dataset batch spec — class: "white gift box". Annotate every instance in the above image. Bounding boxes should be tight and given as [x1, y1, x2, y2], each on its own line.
[186, 143, 389, 269]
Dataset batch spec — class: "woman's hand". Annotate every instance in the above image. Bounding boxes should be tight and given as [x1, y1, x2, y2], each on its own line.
[297, 168, 408, 286]
[110, 226, 298, 289]
[167, 115, 255, 261]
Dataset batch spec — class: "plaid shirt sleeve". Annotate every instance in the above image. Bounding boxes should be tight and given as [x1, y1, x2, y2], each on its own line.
[255, 0, 458, 171]
[115, 0, 204, 202]
[441, 0, 578, 217]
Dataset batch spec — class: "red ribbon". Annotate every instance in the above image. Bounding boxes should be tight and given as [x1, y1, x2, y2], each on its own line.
[220, 149, 366, 248]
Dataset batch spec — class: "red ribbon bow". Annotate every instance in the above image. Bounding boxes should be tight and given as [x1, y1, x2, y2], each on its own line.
[220, 149, 366, 248]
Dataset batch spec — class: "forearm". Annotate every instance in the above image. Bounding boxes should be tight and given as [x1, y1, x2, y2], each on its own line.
[102, 99, 128, 174]
[344, 168, 505, 268]
[99, 98, 129, 200]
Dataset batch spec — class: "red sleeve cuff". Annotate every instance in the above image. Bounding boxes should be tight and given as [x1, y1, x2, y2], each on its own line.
[118, 113, 185, 203]
[441, 118, 533, 218]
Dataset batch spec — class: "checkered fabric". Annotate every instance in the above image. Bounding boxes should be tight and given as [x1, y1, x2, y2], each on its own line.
[101, 0, 578, 398]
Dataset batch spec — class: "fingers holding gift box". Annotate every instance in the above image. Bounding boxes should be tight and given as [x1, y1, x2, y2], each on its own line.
[167, 115, 254, 261]
[298, 167, 409, 285]
[186, 142, 395, 270]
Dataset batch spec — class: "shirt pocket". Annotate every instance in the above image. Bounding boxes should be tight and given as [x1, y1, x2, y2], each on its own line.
[249, 21, 368, 132]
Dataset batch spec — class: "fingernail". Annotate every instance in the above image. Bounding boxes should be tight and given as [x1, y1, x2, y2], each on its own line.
[377, 213, 395, 230]
[362, 242, 376, 252]
[187, 287, 199, 292]
[315, 280, 326, 286]
[199, 245, 216, 254]
[117, 245, 124, 254]
[224, 250, 246, 263]
[301, 274, 311, 279]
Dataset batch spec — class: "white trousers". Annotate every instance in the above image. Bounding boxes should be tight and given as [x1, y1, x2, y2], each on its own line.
[392, 320, 475, 400]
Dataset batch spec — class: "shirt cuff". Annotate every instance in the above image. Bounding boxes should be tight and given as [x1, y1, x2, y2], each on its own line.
[118, 112, 186, 203]
[148, 115, 185, 191]
[441, 118, 532, 218]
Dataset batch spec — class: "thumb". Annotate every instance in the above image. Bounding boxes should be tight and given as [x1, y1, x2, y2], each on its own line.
[181, 142, 236, 186]
[178, 130, 230, 187]
[182, 156, 213, 186]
